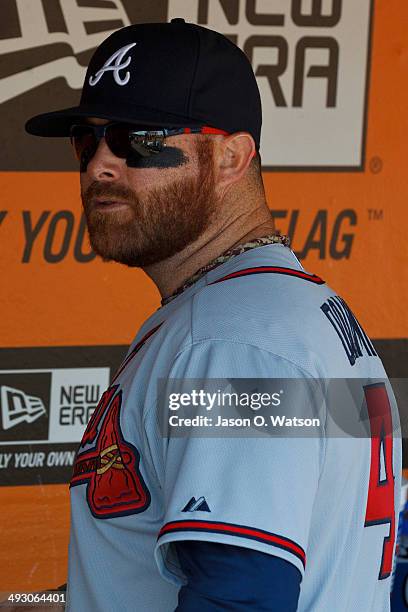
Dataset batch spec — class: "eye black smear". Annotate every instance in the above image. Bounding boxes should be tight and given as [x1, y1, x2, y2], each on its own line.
[126, 147, 189, 169]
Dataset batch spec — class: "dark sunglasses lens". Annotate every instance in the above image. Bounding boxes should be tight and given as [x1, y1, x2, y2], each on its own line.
[70, 126, 96, 161]
[105, 124, 132, 158]
[70, 124, 167, 165]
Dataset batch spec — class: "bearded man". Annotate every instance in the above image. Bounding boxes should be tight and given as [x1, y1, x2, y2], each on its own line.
[25, 18, 400, 612]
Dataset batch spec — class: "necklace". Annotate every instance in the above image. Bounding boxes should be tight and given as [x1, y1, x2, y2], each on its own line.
[161, 232, 290, 306]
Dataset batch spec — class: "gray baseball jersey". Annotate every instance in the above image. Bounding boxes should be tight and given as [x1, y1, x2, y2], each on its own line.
[67, 244, 401, 611]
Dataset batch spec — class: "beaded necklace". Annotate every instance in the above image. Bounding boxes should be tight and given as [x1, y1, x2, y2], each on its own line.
[161, 232, 290, 306]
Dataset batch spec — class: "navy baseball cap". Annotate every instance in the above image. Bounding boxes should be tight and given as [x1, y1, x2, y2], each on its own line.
[25, 19, 262, 150]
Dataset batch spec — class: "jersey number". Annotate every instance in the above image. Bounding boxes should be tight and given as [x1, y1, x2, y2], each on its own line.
[364, 383, 395, 580]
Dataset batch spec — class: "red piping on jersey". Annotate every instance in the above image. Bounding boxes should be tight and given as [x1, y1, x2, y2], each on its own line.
[158, 519, 306, 568]
[209, 266, 325, 286]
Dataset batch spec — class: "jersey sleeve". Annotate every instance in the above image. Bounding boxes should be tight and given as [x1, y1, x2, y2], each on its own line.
[154, 340, 325, 585]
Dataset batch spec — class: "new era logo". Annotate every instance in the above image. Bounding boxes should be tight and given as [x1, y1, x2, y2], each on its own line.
[182, 496, 211, 512]
[1, 385, 46, 430]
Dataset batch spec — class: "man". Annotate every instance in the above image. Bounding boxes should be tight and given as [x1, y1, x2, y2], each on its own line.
[25, 19, 401, 612]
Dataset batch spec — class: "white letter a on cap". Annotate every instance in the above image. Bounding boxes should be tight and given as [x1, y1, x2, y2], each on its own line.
[89, 42, 137, 87]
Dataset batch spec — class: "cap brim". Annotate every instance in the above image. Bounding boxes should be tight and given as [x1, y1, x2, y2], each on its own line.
[25, 103, 206, 137]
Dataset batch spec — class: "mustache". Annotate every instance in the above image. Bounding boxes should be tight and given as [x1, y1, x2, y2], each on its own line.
[82, 181, 136, 206]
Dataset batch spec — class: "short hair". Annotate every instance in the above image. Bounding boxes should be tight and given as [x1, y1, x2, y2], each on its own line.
[250, 150, 261, 174]
[248, 150, 263, 189]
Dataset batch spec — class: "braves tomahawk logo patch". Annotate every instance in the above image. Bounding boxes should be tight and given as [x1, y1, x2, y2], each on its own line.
[70, 384, 150, 518]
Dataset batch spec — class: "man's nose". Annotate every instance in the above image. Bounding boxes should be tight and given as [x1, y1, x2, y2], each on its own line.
[85, 137, 123, 180]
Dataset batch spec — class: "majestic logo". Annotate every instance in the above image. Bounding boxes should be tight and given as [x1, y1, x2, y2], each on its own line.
[321, 296, 377, 366]
[182, 496, 211, 512]
[71, 385, 150, 518]
[89, 42, 137, 86]
[1, 385, 46, 430]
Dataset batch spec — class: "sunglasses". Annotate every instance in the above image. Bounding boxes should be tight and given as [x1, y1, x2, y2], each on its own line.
[70, 122, 229, 165]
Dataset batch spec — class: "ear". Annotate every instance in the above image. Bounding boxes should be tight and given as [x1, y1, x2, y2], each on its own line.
[215, 132, 256, 189]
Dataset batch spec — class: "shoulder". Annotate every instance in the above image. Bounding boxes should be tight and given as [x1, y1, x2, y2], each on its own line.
[187, 246, 334, 375]
[188, 245, 383, 377]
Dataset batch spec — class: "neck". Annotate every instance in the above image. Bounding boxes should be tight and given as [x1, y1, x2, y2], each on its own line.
[143, 198, 276, 299]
